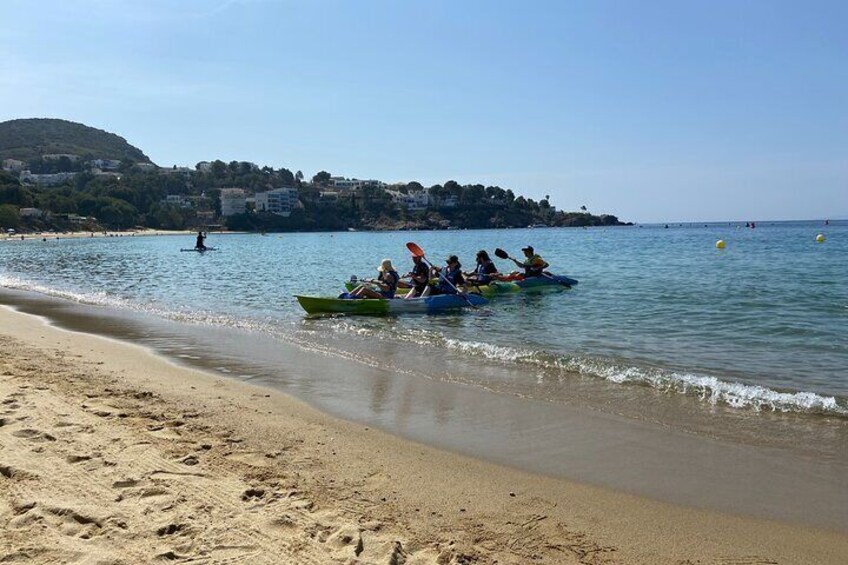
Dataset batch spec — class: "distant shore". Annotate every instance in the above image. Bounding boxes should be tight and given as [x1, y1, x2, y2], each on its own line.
[0, 228, 196, 242]
[1, 304, 846, 563]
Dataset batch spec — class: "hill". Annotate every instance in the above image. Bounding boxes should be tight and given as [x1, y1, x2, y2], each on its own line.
[0, 118, 150, 163]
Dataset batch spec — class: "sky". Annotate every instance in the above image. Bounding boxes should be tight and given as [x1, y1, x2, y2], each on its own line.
[1, 0, 845, 223]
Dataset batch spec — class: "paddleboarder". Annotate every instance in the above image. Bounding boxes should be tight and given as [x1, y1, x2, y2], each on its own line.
[195, 231, 207, 251]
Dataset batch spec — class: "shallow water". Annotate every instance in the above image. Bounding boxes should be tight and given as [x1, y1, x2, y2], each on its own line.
[2, 222, 847, 528]
[2, 221, 845, 419]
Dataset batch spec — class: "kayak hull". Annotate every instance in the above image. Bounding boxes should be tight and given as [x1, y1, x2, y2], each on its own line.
[513, 275, 578, 289]
[344, 280, 520, 297]
[295, 293, 487, 315]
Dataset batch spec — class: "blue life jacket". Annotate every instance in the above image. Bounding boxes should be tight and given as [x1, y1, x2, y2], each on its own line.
[475, 260, 498, 284]
[437, 266, 464, 294]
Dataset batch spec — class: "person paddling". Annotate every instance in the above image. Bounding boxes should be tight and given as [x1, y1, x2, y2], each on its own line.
[510, 246, 549, 278]
[405, 254, 432, 299]
[349, 259, 400, 299]
[195, 231, 207, 251]
[466, 250, 499, 285]
[431, 255, 465, 295]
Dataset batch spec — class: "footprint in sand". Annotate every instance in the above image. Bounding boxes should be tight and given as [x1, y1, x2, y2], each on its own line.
[225, 452, 273, 467]
[12, 429, 56, 442]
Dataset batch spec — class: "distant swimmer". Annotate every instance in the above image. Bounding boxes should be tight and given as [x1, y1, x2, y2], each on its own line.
[195, 231, 207, 251]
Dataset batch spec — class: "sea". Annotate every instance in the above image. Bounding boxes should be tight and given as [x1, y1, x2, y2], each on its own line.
[2, 220, 847, 527]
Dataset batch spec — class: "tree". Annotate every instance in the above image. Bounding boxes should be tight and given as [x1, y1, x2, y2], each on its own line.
[312, 171, 331, 186]
[0, 204, 21, 230]
[295, 170, 304, 181]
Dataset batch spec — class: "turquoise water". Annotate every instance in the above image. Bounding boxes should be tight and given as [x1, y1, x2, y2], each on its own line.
[1, 221, 846, 417]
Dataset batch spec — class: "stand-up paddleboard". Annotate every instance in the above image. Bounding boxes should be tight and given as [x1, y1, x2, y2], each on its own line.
[180, 247, 218, 252]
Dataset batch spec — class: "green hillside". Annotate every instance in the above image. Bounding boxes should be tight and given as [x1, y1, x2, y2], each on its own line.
[0, 118, 150, 163]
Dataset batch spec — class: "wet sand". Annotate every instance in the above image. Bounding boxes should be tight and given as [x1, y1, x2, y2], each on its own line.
[1, 305, 847, 563]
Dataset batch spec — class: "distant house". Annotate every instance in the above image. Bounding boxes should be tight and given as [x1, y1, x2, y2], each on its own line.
[319, 190, 340, 201]
[255, 187, 299, 217]
[91, 159, 121, 170]
[20, 208, 45, 218]
[2, 159, 26, 172]
[329, 177, 383, 190]
[19, 170, 77, 186]
[196, 161, 212, 172]
[387, 190, 429, 211]
[42, 153, 80, 162]
[135, 162, 157, 172]
[159, 165, 193, 176]
[440, 194, 458, 208]
[163, 194, 193, 209]
[219, 188, 247, 216]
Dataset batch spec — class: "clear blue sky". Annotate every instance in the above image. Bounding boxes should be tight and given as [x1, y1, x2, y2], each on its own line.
[1, 0, 845, 222]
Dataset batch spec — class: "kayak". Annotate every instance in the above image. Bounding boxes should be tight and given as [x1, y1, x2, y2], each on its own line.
[513, 274, 578, 288]
[344, 279, 520, 297]
[295, 293, 488, 315]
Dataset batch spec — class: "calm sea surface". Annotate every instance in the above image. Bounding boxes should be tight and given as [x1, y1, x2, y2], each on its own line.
[1, 221, 846, 419]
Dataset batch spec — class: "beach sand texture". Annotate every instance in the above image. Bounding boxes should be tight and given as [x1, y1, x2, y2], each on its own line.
[1, 306, 846, 564]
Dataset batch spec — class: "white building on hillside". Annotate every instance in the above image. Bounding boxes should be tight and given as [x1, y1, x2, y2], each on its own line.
[2, 159, 26, 172]
[387, 190, 429, 211]
[255, 187, 299, 217]
[19, 170, 77, 186]
[219, 188, 247, 216]
[91, 159, 121, 170]
[329, 177, 383, 190]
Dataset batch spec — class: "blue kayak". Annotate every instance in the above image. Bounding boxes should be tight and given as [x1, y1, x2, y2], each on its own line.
[513, 275, 578, 289]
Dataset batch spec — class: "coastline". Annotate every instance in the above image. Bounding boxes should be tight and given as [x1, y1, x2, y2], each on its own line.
[1, 305, 846, 563]
[0, 229, 197, 242]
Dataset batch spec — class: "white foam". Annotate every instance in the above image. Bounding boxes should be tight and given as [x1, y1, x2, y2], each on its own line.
[441, 338, 848, 416]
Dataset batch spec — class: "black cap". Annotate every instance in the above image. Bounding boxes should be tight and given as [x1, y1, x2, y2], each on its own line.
[446, 255, 459, 263]
[522, 246, 534, 253]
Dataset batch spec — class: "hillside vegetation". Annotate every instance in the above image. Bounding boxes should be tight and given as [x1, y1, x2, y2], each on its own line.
[0, 118, 149, 163]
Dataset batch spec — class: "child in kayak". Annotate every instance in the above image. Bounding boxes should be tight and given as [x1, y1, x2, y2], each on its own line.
[466, 250, 499, 285]
[431, 255, 465, 295]
[349, 259, 400, 299]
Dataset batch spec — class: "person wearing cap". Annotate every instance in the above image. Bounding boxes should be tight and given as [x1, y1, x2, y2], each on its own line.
[349, 259, 400, 299]
[511, 246, 549, 278]
[404, 254, 432, 299]
[431, 255, 465, 295]
[466, 250, 499, 285]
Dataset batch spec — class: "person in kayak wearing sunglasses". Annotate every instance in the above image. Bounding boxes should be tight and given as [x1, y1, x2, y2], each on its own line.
[465, 250, 499, 285]
[430, 255, 465, 295]
[349, 258, 400, 299]
[404, 254, 432, 299]
[511, 246, 549, 278]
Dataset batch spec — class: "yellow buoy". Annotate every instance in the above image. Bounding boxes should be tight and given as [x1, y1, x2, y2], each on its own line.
[816, 234, 825, 243]
[716, 239, 726, 249]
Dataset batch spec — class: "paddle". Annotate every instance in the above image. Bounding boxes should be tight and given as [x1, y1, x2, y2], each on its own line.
[406, 242, 479, 309]
[494, 248, 571, 287]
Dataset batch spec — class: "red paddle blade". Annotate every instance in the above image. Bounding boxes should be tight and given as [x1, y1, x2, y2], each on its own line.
[406, 242, 425, 257]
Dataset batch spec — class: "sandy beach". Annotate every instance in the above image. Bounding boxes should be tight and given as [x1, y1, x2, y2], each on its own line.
[0, 229, 198, 243]
[1, 305, 846, 564]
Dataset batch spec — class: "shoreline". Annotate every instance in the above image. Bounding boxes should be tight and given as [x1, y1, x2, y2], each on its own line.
[1, 286, 847, 533]
[1, 305, 847, 563]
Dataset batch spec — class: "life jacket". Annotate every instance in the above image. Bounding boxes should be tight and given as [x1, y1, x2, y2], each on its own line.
[379, 270, 400, 298]
[475, 260, 497, 284]
[437, 266, 464, 294]
[524, 255, 546, 277]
